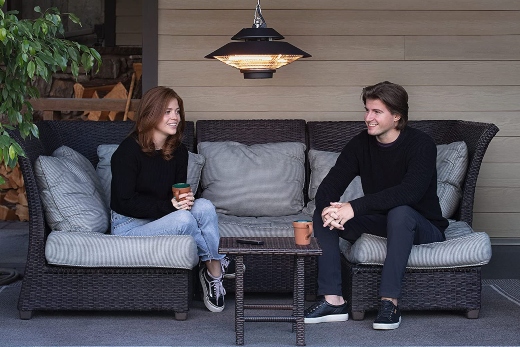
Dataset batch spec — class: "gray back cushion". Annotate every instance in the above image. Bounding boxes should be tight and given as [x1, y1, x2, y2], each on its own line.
[198, 141, 306, 217]
[34, 146, 109, 233]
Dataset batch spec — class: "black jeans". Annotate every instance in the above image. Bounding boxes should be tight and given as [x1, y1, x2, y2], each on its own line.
[314, 205, 444, 298]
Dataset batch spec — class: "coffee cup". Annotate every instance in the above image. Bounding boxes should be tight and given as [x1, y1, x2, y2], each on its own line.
[172, 183, 191, 201]
[292, 220, 313, 245]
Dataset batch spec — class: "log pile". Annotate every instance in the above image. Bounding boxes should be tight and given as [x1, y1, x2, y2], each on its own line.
[0, 164, 29, 221]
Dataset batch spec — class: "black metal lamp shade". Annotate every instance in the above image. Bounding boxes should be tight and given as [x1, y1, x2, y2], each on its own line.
[204, 4, 311, 79]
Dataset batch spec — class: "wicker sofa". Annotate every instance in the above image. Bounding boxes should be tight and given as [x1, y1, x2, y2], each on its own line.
[10, 120, 197, 321]
[12, 118, 498, 322]
[307, 120, 499, 320]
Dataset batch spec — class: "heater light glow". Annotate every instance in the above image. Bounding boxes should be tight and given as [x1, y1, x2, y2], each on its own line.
[213, 54, 304, 70]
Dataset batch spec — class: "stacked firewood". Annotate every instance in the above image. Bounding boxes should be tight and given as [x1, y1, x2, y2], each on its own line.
[0, 164, 29, 221]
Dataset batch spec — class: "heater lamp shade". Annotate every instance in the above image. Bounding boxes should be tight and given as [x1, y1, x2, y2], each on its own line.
[205, 41, 311, 71]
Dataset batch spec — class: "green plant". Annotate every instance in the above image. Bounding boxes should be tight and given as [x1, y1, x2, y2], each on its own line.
[0, 2, 101, 184]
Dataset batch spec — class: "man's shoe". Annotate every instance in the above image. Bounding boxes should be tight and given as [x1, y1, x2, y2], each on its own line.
[199, 266, 226, 312]
[373, 299, 401, 330]
[304, 297, 349, 324]
[221, 255, 245, 279]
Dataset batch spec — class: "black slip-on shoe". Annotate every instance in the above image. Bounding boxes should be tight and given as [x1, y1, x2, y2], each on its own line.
[304, 297, 349, 324]
[373, 299, 401, 330]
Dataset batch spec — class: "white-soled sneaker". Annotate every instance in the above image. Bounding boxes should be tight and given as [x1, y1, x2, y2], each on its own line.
[199, 266, 226, 312]
[373, 299, 401, 330]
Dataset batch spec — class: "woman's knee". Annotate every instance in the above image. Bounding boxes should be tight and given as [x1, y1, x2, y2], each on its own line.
[192, 198, 217, 215]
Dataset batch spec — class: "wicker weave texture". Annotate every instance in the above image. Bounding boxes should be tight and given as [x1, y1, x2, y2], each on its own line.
[9, 120, 196, 319]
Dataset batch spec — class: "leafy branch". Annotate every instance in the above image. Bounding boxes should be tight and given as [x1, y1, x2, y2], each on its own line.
[0, 2, 101, 182]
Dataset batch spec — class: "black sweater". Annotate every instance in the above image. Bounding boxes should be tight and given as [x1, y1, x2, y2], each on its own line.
[110, 136, 188, 220]
[315, 126, 449, 233]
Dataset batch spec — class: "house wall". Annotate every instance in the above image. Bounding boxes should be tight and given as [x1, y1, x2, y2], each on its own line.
[115, 0, 142, 46]
[134, 1, 520, 241]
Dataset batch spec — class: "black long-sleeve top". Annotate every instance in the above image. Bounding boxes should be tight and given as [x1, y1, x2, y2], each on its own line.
[110, 135, 188, 220]
[315, 126, 449, 234]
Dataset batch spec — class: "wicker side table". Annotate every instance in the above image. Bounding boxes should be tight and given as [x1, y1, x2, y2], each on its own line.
[219, 237, 322, 346]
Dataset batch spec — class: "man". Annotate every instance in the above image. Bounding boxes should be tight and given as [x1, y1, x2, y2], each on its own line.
[304, 81, 448, 330]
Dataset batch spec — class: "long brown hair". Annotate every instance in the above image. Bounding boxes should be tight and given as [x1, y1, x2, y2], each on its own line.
[133, 86, 186, 160]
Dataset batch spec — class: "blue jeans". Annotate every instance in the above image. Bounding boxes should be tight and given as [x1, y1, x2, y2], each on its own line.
[111, 198, 224, 262]
[314, 205, 444, 298]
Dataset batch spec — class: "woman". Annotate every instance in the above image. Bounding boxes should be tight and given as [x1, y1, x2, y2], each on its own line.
[110, 86, 227, 312]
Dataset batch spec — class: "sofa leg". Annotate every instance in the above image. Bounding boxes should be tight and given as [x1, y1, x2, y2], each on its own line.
[174, 311, 188, 321]
[19, 310, 33, 320]
[351, 311, 365, 321]
[465, 309, 479, 319]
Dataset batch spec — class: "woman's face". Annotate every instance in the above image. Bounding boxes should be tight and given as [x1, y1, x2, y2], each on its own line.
[153, 98, 181, 139]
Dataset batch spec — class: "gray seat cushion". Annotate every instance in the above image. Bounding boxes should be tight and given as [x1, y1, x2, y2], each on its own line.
[339, 221, 492, 268]
[217, 213, 312, 238]
[45, 231, 199, 269]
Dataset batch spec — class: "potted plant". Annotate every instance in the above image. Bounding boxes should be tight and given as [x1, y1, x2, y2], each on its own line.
[0, 2, 101, 184]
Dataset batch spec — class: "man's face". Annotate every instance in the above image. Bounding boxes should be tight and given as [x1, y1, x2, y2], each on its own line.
[364, 98, 401, 144]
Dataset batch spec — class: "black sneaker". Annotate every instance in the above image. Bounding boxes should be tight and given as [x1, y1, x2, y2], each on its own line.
[373, 299, 401, 330]
[221, 255, 245, 279]
[304, 297, 349, 324]
[199, 266, 226, 312]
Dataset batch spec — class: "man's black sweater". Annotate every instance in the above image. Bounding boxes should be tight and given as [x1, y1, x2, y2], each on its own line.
[110, 136, 188, 220]
[315, 126, 449, 234]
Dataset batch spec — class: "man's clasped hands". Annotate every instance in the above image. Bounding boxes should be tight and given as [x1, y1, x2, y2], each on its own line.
[321, 202, 355, 231]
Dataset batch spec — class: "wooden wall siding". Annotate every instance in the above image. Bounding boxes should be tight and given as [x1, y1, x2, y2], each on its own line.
[115, 0, 142, 46]
[152, 1, 520, 239]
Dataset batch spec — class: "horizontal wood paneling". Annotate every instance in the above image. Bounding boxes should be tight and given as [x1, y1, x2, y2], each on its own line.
[483, 138, 520, 163]
[116, 0, 141, 15]
[158, 35, 405, 61]
[116, 15, 142, 33]
[473, 213, 520, 238]
[406, 36, 520, 60]
[478, 163, 520, 188]
[159, 0, 520, 11]
[474, 187, 520, 213]
[159, 10, 520, 36]
[116, 33, 142, 46]
[157, 60, 520, 86]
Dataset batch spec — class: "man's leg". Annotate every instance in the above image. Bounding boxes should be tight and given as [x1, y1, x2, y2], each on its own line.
[305, 211, 386, 323]
[374, 205, 444, 330]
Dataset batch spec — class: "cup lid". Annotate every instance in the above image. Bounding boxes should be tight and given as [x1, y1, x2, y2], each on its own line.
[172, 183, 190, 188]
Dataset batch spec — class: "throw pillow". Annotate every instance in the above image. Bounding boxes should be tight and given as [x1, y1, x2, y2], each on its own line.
[198, 141, 306, 217]
[96, 144, 205, 207]
[436, 141, 468, 218]
[34, 146, 109, 233]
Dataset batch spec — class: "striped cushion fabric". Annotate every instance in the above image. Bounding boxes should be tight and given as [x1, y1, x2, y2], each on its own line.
[340, 221, 492, 268]
[35, 146, 109, 233]
[45, 231, 199, 269]
[198, 141, 306, 217]
[436, 141, 468, 218]
[217, 213, 312, 238]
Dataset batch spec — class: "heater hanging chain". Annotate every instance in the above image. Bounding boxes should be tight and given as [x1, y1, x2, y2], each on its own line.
[253, 0, 267, 28]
